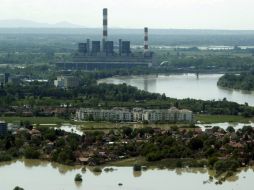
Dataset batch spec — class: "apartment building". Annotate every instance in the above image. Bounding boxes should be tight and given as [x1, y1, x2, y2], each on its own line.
[142, 107, 193, 123]
[76, 108, 133, 122]
[76, 107, 193, 123]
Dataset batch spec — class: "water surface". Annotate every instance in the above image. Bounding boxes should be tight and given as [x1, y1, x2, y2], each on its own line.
[1, 160, 254, 190]
[98, 74, 254, 106]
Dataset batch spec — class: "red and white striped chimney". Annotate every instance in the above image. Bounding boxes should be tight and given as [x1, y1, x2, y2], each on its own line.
[144, 27, 149, 53]
[103, 8, 108, 42]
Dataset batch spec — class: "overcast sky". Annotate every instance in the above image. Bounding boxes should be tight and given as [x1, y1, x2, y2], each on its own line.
[1, 0, 254, 30]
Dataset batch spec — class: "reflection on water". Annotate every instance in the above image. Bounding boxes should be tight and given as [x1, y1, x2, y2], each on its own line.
[133, 170, 142, 177]
[0, 160, 254, 190]
[98, 74, 254, 106]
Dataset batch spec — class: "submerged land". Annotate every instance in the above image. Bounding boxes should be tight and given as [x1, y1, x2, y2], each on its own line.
[1, 29, 254, 188]
[1, 121, 254, 183]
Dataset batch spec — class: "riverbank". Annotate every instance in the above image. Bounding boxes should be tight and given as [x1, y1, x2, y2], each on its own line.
[98, 73, 254, 106]
[217, 73, 254, 91]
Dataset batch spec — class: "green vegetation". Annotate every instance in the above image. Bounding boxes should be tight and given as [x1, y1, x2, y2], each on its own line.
[13, 187, 24, 190]
[24, 146, 40, 159]
[92, 167, 102, 173]
[133, 164, 142, 171]
[218, 71, 254, 91]
[214, 159, 239, 174]
[0, 123, 254, 178]
[74, 174, 83, 182]
[0, 117, 69, 125]
[196, 114, 254, 123]
[1, 79, 254, 118]
[1, 31, 254, 181]
[0, 152, 12, 162]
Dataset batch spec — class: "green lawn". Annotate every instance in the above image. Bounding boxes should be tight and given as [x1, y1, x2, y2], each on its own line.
[1, 115, 252, 128]
[0, 116, 69, 125]
[195, 114, 254, 124]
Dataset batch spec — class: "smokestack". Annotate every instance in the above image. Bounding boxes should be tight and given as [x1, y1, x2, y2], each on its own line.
[102, 8, 108, 52]
[144, 27, 149, 53]
[119, 39, 122, 55]
[86, 39, 90, 54]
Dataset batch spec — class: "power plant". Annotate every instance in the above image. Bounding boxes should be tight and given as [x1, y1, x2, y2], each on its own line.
[56, 8, 156, 70]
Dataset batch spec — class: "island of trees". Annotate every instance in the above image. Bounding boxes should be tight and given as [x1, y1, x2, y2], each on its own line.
[218, 70, 254, 91]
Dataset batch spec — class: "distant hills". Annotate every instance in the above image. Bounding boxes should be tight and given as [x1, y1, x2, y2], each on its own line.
[1, 19, 254, 36]
[0, 19, 83, 28]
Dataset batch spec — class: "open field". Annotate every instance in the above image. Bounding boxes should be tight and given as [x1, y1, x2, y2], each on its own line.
[1, 114, 253, 130]
[195, 114, 254, 124]
[0, 116, 69, 125]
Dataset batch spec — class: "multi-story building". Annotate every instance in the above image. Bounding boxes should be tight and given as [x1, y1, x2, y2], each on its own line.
[54, 76, 79, 89]
[142, 108, 192, 123]
[76, 107, 193, 123]
[133, 108, 143, 122]
[76, 108, 133, 122]
[0, 121, 7, 136]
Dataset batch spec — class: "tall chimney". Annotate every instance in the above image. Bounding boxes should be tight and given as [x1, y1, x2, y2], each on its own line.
[102, 8, 108, 52]
[144, 27, 149, 53]
[86, 39, 90, 54]
[119, 39, 122, 55]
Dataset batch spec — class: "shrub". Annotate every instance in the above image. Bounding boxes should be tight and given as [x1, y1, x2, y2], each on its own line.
[13, 187, 24, 190]
[74, 174, 83, 182]
[133, 164, 141, 171]
[93, 167, 102, 173]
[214, 159, 240, 173]
[0, 153, 12, 162]
[208, 157, 219, 167]
[24, 147, 40, 159]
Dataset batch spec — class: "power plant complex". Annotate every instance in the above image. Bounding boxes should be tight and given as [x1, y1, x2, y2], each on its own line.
[56, 8, 156, 70]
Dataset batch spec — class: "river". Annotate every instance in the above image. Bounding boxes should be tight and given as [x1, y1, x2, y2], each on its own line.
[1, 159, 254, 190]
[98, 73, 254, 106]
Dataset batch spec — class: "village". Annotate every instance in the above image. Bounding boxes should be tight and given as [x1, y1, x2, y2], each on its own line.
[0, 118, 253, 175]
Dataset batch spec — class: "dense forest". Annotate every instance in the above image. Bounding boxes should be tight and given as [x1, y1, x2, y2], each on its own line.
[217, 71, 254, 91]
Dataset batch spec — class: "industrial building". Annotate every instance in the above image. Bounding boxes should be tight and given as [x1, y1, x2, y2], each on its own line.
[54, 76, 80, 89]
[0, 73, 10, 86]
[76, 107, 193, 123]
[56, 8, 155, 70]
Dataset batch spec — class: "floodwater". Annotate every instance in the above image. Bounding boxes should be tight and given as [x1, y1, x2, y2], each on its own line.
[98, 74, 254, 106]
[1, 159, 254, 190]
[196, 122, 254, 131]
[58, 124, 83, 135]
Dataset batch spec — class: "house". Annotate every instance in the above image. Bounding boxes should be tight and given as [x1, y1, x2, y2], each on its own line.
[78, 157, 90, 165]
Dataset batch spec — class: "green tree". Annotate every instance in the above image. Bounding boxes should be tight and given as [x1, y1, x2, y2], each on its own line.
[74, 174, 83, 182]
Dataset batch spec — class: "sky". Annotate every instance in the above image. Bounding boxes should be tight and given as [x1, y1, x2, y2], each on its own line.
[0, 0, 254, 30]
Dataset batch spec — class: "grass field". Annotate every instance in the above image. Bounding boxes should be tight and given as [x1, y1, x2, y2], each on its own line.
[1, 114, 252, 129]
[195, 114, 254, 124]
[0, 116, 69, 125]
